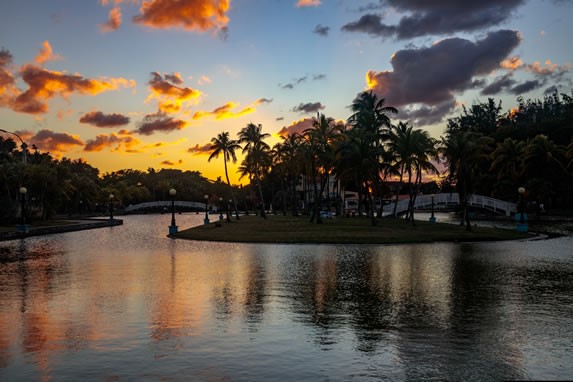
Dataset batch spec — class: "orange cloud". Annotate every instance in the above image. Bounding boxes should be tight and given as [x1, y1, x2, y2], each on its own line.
[133, 0, 230, 33]
[277, 118, 314, 138]
[296, 0, 321, 7]
[12, 65, 135, 114]
[80, 111, 130, 127]
[500, 56, 523, 70]
[147, 72, 201, 113]
[84, 130, 141, 152]
[187, 143, 212, 155]
[0, 49, 17, 108]
[525, 59, 570, 75]
[100, 7, 122, 32]
[35, 41, 62, 64]
[135, 112, 187, 135]
[16, 129, 84, 153]
[192, 98, 271, 120]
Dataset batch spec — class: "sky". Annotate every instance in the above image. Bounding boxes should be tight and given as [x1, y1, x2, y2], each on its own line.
[1, 0, 572, 184]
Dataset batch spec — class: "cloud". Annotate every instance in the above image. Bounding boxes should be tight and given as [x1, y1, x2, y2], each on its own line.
[160, 159, 183, 166]
[365, 30, 521, 123]
[280, 76, 307, 90]
[313, 24, 330, 36]
[35, 41, 62, 64]
[275, 117, 284, 121]
[277, 118, 314, 138]
[193, 98, 271, 120]
[500, 56, 524, 70]
[193, 102, 253, 120]
[187, 143, 212, 155]
[481, 73, 516, 95]
[80, 111, 130, 127]
[17, 129, 84, 153]
[400, 100, 456, 126]
[313, 74, 326, 80]
[147, 71, 201, 113]
[296, 0, 321, 7]
[0, 49, 17, 107]
[481, 59, 571, 96]
[510, 80, 541, 95]
[164, 72, 184, 85]
[342, 0, 525, 39]
[84, 130, 141, 152]
[292, 102, 325, 114]
[198, 75, 212, 85]
[135, 112, 187, 135]
[12, 64, 135, 114]
[133, 0, 230, 33]
[100, 7, 122, 32]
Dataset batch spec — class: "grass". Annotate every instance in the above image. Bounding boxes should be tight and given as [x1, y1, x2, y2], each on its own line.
[174, 215, 531, 244]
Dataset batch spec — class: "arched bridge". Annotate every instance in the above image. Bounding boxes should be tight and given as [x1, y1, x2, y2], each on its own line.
[124, 200, 208, 214]
[381, 193, 516, 216]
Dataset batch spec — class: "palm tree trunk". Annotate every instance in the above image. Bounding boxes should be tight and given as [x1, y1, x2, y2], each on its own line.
[393, 164, 404, 217]
[223, 157, 240, 220]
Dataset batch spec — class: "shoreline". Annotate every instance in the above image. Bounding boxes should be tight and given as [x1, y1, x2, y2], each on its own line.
[0, 218, 123, 242]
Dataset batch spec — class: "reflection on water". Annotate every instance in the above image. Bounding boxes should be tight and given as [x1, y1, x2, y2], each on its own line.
[1, 215, 572, 380]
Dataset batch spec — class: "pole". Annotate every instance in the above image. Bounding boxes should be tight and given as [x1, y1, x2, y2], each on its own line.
[171, 196, 175, 226]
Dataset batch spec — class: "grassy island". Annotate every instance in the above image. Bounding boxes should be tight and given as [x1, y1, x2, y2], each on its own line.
[173, 215, 530, 244]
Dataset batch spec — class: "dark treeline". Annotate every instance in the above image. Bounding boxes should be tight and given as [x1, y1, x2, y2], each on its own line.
[2, 91, 573, 226]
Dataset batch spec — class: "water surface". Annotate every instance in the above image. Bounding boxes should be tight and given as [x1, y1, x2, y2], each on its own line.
[1, 214, 572, 381]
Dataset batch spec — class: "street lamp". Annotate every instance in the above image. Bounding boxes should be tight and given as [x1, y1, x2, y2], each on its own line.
[109, 194, 114, 221]
[219, 197, 224, 221]
[168, 188, 178, 235]
[17, 187, 29, 233]
[0, 129, 27, 164]
[516, 186, 528, 232]
[204, 194, 210, 225]
[227, 199, 232, 222]
[79, 200, 83, 217]
[429, 195, 436, 224]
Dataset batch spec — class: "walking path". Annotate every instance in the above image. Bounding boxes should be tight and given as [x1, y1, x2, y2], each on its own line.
[0, 218, 123, 241]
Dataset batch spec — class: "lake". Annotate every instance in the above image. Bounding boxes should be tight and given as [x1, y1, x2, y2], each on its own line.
[1, 214, 572, 381]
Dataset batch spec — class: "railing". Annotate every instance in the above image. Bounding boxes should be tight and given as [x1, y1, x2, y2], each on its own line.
[381, 193, 516, 216]
[124, 201, 208, 213]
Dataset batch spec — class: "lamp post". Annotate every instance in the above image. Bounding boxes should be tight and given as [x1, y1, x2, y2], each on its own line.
[169, 188, 178, 235]
[219, 197, 224, 221]
[109, 194, 114, 221]
[516, 186, 528, 232]
[17, 187, 29, 233]
[204, 194, 210, 225]
[79, 200, 83, 217]
[429, 195, 436, 224]
[227, 199, 232, 222]
[0, 129, 27, 164]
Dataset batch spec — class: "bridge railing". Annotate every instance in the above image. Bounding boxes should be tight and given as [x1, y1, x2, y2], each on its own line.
[124, 201, 208, 213]
[381, 193, 516, 216]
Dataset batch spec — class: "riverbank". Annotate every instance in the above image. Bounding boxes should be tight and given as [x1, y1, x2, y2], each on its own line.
[0, 218, 123, 241]
[173, 215, 531, 244]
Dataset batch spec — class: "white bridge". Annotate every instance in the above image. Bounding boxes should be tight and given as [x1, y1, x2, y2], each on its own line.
[124, 200, 208, 213]
[124, 193, 516, 217]
[381, 193, 516, 216]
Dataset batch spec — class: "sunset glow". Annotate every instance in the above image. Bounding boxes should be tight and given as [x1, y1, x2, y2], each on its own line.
[1, 0, 572, 184]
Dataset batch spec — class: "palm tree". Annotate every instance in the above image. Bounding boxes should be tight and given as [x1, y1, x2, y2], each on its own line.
[440, 131, 493, 231]
[238, 123, 271, 218]
[347, 91, 398, 222]
[303, 113, 341, 224]
[208, 131, 242, 219]
[489, 138, 525, 200]
[521, 134, 567, 206]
